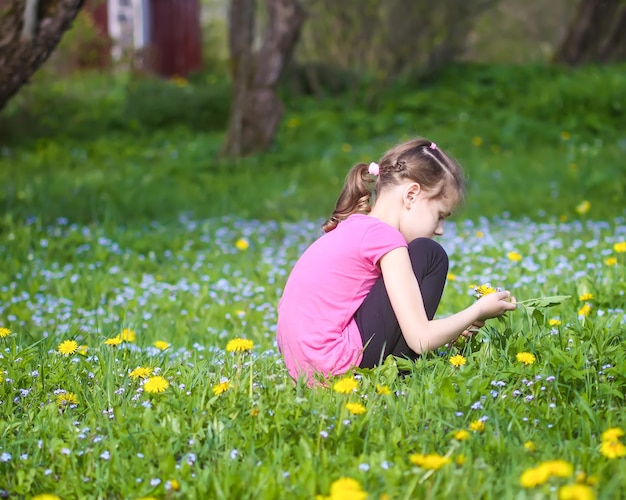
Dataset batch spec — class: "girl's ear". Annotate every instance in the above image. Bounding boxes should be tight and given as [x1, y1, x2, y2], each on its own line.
[405, 183, 421, 205]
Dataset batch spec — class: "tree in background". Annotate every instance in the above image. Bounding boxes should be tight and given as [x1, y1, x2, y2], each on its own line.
[221, 0, 306, 157]
[294, 0, 500, 89]
[0, 0, 86, 111]
[554, 0, 626, 65]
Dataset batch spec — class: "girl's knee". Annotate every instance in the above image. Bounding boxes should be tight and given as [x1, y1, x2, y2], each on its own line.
[407, 238, 449, 278]
[408, 237, 448, 259]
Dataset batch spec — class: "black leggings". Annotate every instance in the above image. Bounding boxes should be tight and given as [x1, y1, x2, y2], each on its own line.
[355, 238, 449, 369]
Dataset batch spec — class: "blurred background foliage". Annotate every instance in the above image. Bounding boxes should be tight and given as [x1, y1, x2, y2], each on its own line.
[1, 0, 624, 226]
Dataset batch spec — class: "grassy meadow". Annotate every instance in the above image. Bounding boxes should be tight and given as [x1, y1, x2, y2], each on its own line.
[0, 64, 625, 499]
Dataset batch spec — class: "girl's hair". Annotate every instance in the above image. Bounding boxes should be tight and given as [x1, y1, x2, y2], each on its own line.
[322, 137, 465, 232]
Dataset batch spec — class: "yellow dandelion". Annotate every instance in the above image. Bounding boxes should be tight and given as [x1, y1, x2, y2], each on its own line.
[600, 440, 626, 459]
[341, 143, 352, 152]
[469, 420, 485, 433]
[345, 402, 366, 415]
[447, 272, 457, 281]
[561, 131, 571, 141]
[520, 466, 551, 488]
[454, 430, 470, 441]
[376, 384, 391, 395]
[154, 340, 170, 350]
[77, 345, 89, 356]
[32, 495, 62, 500]
[605, 257, 617, 266]
[56, 392, 78, 408]
[614, 242, 626, 253]
[104, 336, 123, 346]
[524, 441, 537, 452]
[470, 283, 497, 298]
[541, 459, 574, 478]
[328, 477, 367, 500]
[449, 354, 466, 367]
[456, 454, 466, 465]
[166, 479, 180, 491]
[475, 230, 484, 238]
[558, 484, 596, 500]
[0, 327, 11, 338]
[576, 472, 599, 485]
[333, 377, 358, 394]
[575, 200, 590, 215]
[286, 117, 300, 129]
[409, 453, 451, 470]
[143, 375, 169, 394]
[601, 427, 625, 443]
[171, 76, 188, 88]
[472, 136, 483, 147]
[250, 407, 260, 417]
[516, 352, 536, 365]
[578, 304, 592, 317]
[578, 293, 594, 301]
[129, 367, 152, 379]
[57, 339, 78, 356]
[212, 381, 230, 396]
[507, 251, 522, 262]
[120, 328, 136, 342]
[226, 338, 254, 353]
[235, 238, 249, 251]
[559, 214, 568, 222]
[549, 318, 562, 326]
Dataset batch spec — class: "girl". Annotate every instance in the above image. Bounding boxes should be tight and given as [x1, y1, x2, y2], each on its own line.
[277, 137, 516, 382]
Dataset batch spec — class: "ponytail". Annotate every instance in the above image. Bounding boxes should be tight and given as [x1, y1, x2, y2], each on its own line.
[322, 163, 374, 232]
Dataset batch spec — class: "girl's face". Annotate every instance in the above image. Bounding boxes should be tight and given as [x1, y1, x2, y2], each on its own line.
[399, 185, 456, 241]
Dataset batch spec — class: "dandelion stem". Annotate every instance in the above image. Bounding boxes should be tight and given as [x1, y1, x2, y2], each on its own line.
[235, 354, 243, 390]
[249, 357, 253, 399]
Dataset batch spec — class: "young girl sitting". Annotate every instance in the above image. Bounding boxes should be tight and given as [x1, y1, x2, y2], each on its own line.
[277, 137, 516, 382]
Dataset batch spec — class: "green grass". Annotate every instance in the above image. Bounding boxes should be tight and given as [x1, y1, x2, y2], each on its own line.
[1, 63, 625, 226]
[0, 64, 625, 498]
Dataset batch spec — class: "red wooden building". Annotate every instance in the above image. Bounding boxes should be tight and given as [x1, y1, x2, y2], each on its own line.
[89, 0, 202, 78]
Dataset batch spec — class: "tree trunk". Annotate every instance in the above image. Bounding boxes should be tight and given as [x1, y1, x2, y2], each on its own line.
[0, 0, 86, 111]
[221, 0, 306, 157]
[553, 0, 626, 65]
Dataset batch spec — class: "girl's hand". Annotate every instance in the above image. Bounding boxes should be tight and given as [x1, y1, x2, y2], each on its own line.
[460, 319, 485, 338]
[475, 291, 517, 321]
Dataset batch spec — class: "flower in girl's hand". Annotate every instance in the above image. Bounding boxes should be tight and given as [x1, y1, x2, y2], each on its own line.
[469, 283, 502, 299]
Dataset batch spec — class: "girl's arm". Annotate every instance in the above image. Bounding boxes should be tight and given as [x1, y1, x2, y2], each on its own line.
[379, 247, 516, 354]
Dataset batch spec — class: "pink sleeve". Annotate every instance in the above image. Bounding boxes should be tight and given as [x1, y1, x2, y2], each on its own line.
[360, 222, 407, 266]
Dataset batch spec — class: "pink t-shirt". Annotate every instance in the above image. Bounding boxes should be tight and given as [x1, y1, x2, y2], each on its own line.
[276, 214, 407, 381]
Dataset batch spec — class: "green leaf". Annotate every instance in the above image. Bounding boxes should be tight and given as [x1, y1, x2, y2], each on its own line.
[532, 307, 546, 325]
[393, 355, 415, 373]
[519, 295, 571, 308]
[379, 355, 399, 384]
[439, 377, 457, 406]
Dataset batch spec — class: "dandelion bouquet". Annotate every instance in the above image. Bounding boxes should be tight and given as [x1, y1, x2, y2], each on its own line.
[461, 283, 571, 354]
[470, 282, 570, 329]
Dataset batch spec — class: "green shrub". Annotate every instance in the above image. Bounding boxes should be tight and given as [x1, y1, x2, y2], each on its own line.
[1, 64, 625, 225]
[123, 75, 230, 132]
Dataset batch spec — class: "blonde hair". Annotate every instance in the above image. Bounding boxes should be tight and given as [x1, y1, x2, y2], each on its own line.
[322, 137, 465, 232]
